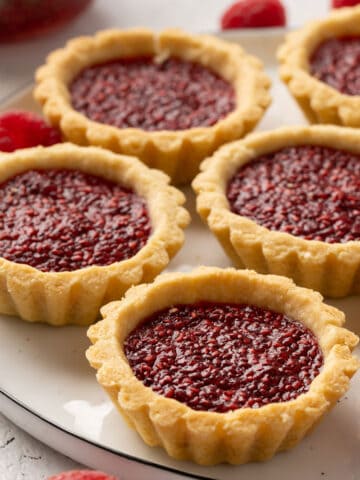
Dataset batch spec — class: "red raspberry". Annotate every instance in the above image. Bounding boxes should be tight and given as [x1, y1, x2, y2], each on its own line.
[221, 0, 286, 29]
[332, 0, 360, 7]
[0, 110, 61, 152]
[47, 470, 118, 480]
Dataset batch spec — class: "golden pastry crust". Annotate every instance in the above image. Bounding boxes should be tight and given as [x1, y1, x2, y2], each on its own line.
[86, 266, 359, 465]
[192, 125, 360, 297]
[278, 6, 360, 126]
[0, 143, 189, 326]
[34, 28, 271, 185]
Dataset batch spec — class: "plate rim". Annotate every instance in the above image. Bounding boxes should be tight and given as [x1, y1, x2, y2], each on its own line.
[0, 387, 216, 480]
[0, 79, 33, 107]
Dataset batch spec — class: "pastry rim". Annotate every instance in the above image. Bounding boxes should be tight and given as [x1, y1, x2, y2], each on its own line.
[34, 27, 271, 184]
[192, 125, 360, 297]
[278, 6, 360, 126]
[0, 143, 189, 325]
[86, 266, 359, 465]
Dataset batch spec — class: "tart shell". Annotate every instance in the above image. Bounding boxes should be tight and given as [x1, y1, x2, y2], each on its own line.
[0, 144, 189, 326]
[278, 6, 360, 127]
[86, 267, 359, 465]
[192, 125, 360, 297]
[34, 28, 271, 185]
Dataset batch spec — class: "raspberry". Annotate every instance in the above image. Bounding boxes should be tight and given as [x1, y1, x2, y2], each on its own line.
[47, 470, 118, 480]
[221, 0, 286, 29]
[332, 0, 360, 7]
[0, 110, 61, 152]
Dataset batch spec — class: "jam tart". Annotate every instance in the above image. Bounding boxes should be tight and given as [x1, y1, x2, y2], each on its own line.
[0, 143, 189, 326]
[192, 125, 360, 297]
[34, 28, 271, 184]
[86, 267, 359, 465]
[278, 6, 360, 127]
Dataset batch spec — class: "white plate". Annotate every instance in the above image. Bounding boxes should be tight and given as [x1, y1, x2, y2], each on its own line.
[0, 31, 359, 480]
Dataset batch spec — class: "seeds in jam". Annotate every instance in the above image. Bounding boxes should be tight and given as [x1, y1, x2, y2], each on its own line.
[70, 57, 235, 131]
[310, 37, 360, 96]
[124, 302, 323, 413]
[227, 145, 360, 243]
[0, 169, 150, 272]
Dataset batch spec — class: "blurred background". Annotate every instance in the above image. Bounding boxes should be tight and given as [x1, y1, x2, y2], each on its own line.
[0, 0, 329, 102]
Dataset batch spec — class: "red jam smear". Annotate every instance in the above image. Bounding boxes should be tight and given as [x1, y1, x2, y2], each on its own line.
[310, 36, 360, 96]
[124, 302, 323, 412]
[0, 169, 150, 272]
[227, 145, 360, 243]
[70, 57, 236, 131]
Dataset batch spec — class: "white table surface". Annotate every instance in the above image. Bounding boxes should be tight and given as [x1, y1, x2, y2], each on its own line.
[0, 0, 331, 478]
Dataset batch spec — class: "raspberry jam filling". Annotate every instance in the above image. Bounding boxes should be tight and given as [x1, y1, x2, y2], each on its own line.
[0, 169, 150, 272]
[227, 145, 360, 243]
[70, 57, 236, 131]
[310, 36, 360, 96]
[124, 302, 323, 412]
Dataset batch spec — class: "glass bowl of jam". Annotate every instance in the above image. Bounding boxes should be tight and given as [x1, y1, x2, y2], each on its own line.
[0, 0, 93, 42]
